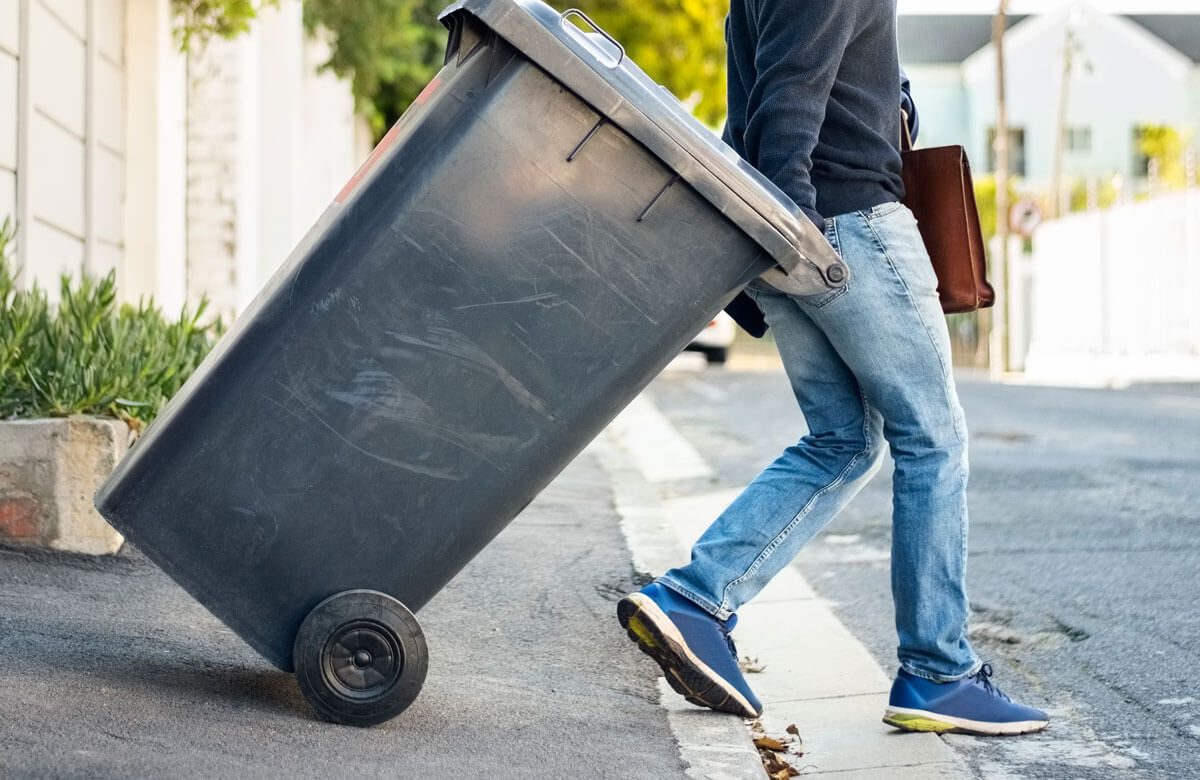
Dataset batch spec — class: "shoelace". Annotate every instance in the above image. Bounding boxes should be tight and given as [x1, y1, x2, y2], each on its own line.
[971, 663, 1011, 701]
[722, 613, 739, 659]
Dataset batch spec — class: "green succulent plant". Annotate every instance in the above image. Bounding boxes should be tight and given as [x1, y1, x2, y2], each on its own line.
[0, 219, 222, 431]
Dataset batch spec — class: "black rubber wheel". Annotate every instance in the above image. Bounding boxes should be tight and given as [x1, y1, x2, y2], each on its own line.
[293, 589, 428, 727]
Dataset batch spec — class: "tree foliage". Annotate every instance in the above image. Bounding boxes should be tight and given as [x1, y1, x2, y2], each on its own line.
[171, 0, 447, 136]
[174, 0, 731, 136]
[569, 0, 728, 127]
[302, 0, 448, 136]
[1135, 124, 1194, 189]
[171, 0, 278, 50]
[303, 0, 731, 136]
[972, 174, 1018, 245]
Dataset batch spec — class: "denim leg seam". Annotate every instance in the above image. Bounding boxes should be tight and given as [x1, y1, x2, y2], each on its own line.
[900, 658, 983, 684]
[862, 219, 966, 446]
[656, 577, 728, 620]
[718, 457, 863, 611]
[859, 388, 875, 453]
[718, 397, 876, 613]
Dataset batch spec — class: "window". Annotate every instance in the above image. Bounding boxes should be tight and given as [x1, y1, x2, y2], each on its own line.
[987, 127, 1027, 177]
[1066, 127, 1092, 154]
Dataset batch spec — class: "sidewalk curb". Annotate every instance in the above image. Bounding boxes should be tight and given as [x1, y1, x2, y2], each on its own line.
[588, 434, 765, 780]
[591, 395, 971, 779]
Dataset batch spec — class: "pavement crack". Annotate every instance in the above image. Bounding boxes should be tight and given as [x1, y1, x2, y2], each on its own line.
[1051, 616, 1091, 642]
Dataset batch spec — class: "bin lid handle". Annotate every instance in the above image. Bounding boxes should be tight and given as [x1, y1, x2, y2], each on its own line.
[559, 9, 625, 68]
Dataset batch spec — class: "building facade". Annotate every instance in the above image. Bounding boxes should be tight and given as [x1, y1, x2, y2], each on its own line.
[900, 4, 1200, 185]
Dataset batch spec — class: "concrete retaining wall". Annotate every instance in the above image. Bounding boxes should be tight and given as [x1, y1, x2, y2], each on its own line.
[0, 417, 132, 555]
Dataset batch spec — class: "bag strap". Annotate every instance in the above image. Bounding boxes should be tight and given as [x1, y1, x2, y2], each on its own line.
[900, 108, 913, 153]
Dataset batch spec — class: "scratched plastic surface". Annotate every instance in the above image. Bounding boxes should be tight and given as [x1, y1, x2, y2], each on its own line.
[95, 2, 835, 672]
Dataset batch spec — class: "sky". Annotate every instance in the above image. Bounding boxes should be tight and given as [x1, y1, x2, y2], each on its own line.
[897, 0, 1200, 14]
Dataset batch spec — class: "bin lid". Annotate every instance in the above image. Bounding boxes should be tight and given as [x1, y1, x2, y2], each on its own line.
[439, 0, 847, 294]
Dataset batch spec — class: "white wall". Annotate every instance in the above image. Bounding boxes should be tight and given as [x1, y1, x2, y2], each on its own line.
[0, 0, 18, 226]
[26, 0, 87, 292]
[2, 0, 129, 300]
[8, 0, 358, 317]
[90, 0, 127, 279]
[184, 0, 360, 320]
[253, 2, 359, 306]
[1024, 190, 1200, 384]
[185, 30, 244, 319]
[963, 6, 1196, 183]
[124, 0, 186, 312]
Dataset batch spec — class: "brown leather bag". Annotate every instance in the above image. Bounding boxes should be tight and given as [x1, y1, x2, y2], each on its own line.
[900, 114, 995, 313]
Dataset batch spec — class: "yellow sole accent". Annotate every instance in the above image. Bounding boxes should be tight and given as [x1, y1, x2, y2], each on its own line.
[627, 614, 661, 651]
[883, 713, 958, 733]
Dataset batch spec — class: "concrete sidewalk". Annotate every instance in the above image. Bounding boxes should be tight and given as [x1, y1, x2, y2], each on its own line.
[1, 391, 969, 779]
[595, 394, 969, 779]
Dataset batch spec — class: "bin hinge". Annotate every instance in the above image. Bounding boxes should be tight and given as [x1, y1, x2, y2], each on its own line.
[484, 33, 515, 88]
[637, 174, 680, 223]
[443, 11, 487, 67]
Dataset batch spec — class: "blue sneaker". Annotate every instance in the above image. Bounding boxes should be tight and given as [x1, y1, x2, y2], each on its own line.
[884, 664, 1049, 735]
[617, 582, 762, 718]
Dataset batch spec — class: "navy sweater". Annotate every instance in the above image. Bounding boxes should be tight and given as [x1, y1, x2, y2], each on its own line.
[722, 0, 906, 228]
[721, 0, 909, 335]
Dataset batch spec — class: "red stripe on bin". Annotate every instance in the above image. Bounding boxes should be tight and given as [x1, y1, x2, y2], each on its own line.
[414, 75, 443, 106]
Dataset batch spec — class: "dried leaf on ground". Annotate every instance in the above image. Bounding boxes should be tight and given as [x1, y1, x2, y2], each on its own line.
[753, 723, 801, 778]
[784, 723, 805, 755]
[739, 655, 767, 673]
[761, 750, 801, 778]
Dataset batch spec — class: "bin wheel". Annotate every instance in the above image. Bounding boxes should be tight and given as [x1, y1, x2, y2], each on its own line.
[293, 589, 428, 727]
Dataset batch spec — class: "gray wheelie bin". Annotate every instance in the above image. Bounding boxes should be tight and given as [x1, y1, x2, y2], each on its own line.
[94, 0, 846, 727]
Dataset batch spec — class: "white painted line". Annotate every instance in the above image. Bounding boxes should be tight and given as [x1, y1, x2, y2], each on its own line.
[590, 434, 763, 780]
[605, 394, 714, 484]
[595, 392, 969, 778]
[653, 490, 964, 774]
[657, 679, 768, 780]
[599, 389, 1140, 777]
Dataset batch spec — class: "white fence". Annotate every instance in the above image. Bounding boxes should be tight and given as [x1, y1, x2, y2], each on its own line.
[1023, 191, 1200, 384]
[3, 0, 364, 322]
[1, 0, 128, 294]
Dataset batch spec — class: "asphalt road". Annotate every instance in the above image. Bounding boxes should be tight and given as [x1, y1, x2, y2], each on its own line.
[643, 364, 1200, 779]
[0, 455, 685, 779]
[5, 362, 1197, 779]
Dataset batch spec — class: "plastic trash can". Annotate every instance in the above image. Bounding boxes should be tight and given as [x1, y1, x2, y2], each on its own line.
[95, 0, 846, 727]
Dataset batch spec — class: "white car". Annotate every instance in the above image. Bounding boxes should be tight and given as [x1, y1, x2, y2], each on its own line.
[686, 311, 736, 364]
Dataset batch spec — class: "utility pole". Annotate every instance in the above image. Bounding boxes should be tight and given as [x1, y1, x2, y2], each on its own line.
[991, 0, 1011, 377]
[1049, 19, 1080, 220]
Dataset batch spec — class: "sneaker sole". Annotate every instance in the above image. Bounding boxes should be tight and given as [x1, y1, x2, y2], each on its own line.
[617, 593, 760, 718]
[883, 705, 1049, 736]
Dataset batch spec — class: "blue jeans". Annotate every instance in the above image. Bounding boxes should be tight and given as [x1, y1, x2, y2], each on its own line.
[660, 202, 980, 682]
